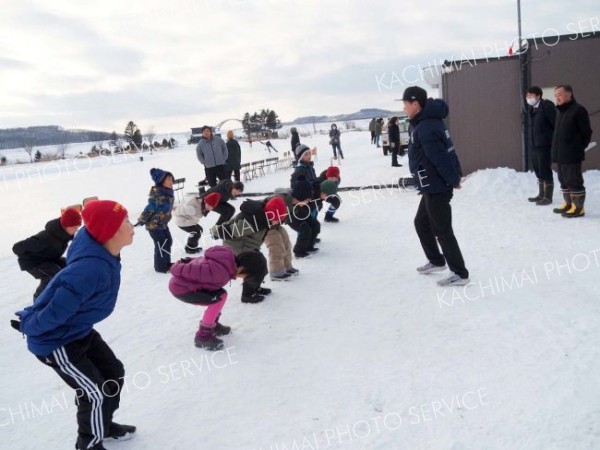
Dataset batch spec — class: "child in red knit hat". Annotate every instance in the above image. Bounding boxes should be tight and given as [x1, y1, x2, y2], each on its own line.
[12, 207, 82, 300]
[174, 192, 221, 254]
[263, 196, 298, 281]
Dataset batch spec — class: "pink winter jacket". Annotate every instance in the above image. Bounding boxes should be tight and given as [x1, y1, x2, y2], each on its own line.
[168, 246, 237, 296]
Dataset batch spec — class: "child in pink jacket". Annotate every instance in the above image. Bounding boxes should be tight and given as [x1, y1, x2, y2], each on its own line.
[169, 245, 249, 350]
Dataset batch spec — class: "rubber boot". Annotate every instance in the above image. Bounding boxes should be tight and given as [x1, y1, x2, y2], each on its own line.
[528, 180, 543, 202]
[536, 182, 554, 205]
[553, 190, 571, 214]
[194, 322, 224, 350]
[562, 192, 585, 218]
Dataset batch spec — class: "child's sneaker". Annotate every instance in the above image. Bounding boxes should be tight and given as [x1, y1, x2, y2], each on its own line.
[286, 267, 300, 276]
[270, 272, 291, 281]
[416, 262, 446, 274]
[437, 274, 470, 287]
[106, 422, 136, 441]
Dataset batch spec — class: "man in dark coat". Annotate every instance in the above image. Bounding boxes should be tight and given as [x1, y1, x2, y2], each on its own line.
[388, 116, 402, 167]
[13, 208, 82, 299]
[551, 85, 593, 218]
[403, 86, 469, 287]
[225, 130, 242, 181]
[526, 86, 556, 205]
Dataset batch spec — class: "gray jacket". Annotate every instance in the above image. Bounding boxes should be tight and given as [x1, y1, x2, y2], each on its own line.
[196, 136, 228, 168]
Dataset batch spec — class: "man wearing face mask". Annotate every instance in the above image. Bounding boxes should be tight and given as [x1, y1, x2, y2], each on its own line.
[525, 86, 556, 205]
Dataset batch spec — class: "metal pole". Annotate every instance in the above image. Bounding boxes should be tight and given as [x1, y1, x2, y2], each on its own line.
[518, 0, 528, 171]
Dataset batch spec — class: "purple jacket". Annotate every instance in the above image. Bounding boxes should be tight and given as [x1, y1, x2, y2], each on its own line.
[168, 246, 237, 296]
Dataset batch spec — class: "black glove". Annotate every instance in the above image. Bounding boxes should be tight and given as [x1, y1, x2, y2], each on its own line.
[10, 319, 21, 332]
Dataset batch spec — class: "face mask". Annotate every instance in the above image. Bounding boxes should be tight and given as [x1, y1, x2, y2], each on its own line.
[526, 98, 539, 107]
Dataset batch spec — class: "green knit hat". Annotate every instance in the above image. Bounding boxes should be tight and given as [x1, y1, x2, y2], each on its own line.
[320, 180, 338, 196]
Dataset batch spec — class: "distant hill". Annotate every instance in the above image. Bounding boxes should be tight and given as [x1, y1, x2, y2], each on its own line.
[289, 108, 406, 124]
[0, 126, 115, 150]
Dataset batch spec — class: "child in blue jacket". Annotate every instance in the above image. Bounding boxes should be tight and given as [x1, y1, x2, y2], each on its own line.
[13, 200, 136, 450]
[137, 168, 175, 273]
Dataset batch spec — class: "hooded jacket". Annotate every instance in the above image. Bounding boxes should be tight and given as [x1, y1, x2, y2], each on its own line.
[407, 98, 462, 194]
[15, 229, 122, 356]
[138, 186, 174, 230]
[12, 218, 73, 271]
[196, 136, 228, 169]
[168, 246, 237, 296]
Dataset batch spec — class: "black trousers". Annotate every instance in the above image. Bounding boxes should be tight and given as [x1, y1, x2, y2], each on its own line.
[531, 146, 553, 183]
[237, 250, 268, 296]
[414, 191, 468, 279]
[178, 224, 203, 252]
[27, 261, 63, 300]
[37, 329, 125, 450]
[213, 202, 236, 226]
[556, 162, 584, 193]
[391, 148, 400, 166]
[289, 218, 321, 253]
[228, 168, 241, 182]
[148, 228, 172, 272]
[204, 165, 227, 187]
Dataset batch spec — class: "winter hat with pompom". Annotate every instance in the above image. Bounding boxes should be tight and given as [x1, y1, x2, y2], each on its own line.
[150, 168, 173, 186]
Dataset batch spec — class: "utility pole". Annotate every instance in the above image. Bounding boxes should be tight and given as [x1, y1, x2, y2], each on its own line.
[518, 0, 528, 172]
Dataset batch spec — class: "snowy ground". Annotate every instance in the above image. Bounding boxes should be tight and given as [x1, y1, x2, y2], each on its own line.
[2, 130, 600, 450]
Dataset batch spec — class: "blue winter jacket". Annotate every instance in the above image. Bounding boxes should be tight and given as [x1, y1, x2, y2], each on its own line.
[408, 99, 463, 193]
[16, 228, 122, 356]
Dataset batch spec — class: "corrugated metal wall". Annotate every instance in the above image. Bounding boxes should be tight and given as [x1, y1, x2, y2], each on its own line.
[442, 34, 599, 175]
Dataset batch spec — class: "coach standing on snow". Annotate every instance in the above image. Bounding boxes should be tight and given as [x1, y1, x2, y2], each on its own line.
[196, 125, 228, 187]
[403, 86, 469, 287]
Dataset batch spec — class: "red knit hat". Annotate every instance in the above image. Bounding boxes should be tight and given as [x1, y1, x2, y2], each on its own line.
[326, 166, 340, 178]
[82, 200, 128, 244]
[203, 192, 221, 209]
[264, 197, 288, 223]
[60, 208, 82, 228]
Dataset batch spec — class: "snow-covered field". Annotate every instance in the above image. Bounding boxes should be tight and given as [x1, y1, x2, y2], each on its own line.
[2, 130, 600, 450]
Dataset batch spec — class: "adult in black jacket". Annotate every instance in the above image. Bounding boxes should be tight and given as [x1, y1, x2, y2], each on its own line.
[290, 127, 300, 153]
[388, 117, 402, 167]
[204, 179, 244, 225]
[403, 86, 469, 288]
[525, 86, 556, 205]
[225, 130, 242, 182]
[13, 208, 82, 299]
[551, 85, 593, 218]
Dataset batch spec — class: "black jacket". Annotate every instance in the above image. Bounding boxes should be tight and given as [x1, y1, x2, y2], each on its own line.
[290, 162, 318, 187]
[529, 99, 556, 149]
[12, 218, 73, 271]
[407, 99, 462, 194]
[551, 100, 593, 164]
[388, 123, 400, 148]
[291, 132, 300, 152]
[206, 179, 233, 203]
[226, 138, 242, 170]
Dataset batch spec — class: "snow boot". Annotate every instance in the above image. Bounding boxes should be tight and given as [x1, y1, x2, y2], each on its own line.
[536, 182, 554, 206]
[294, 251, 310, 259]
[562, 192, 585, 218]
[76, 444, 106, 450]
[185, 246, 202, 254]
[194, 323, 224, 350]
[324, 215, 339, 223]
[106, 423, 137, 441]
[306, 247, 319, 253]
[214, 314, 231, 336]
[553, 190, 571, 214]
[256, 287, 272, 296]
[528, 180, 543, 202]
[241, 293, 265, 303]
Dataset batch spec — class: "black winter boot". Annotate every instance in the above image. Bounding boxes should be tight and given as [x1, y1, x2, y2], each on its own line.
[562, 192, 585, 218]
[106, 423, 137, 441]
[194, 323, 224, 350]
[528, 180, 543, 202]
[536, 182, 554, 205]
[553, 190, 571, 214]
[214, 314, 231, 336]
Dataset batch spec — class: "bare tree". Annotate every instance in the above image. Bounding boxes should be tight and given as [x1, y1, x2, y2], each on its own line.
[23, 142, 35, 163]
[56, 140, 69, 159]
[146, 126, 156, 150]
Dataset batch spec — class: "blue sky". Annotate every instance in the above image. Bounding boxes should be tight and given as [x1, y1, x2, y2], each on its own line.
[0, 0, 597, 133]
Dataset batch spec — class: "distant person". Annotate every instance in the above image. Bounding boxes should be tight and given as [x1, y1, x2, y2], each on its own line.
[388, 116, 402, 167]
[290, 127, 300, 153]
[14, 200, 136, 450]
[13, 208, 82, 300]
[259, 140, 278, 153]
[137, 168, 175, 273]
[374, 118, 383, 148]
[196, 125, 228, 187]
[248, 136, 253, 147]
[551, 84, 593, 218]
[403, 86, 469, 287]
[225, 130, 242, 182]
[329, 124, 344, 160]
[368, 118, 376, 144]
[525, 86, 556, 205]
